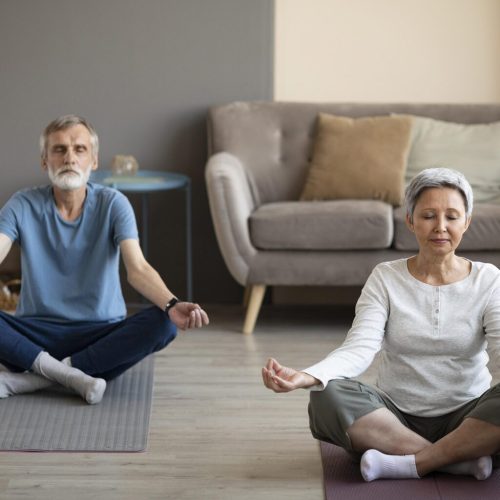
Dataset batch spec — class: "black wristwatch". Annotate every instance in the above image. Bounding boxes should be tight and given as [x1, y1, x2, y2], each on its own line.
[164, 297, 179, 316]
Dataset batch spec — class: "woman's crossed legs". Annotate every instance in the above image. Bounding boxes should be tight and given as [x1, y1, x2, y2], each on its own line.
[309, 379, 500, 481]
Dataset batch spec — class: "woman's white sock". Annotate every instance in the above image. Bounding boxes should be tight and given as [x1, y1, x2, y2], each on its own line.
[361, 449, 493, 482]
[439, 456, 492, 480]
[31, 351, 106, 404]
[360, 449, 420, 482]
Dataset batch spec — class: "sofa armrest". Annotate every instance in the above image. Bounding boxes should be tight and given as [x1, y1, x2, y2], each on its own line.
[205, 152, 258, 286]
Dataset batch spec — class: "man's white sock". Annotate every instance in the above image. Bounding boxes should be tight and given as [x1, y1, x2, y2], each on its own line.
[439, 456, 492, 480]
[0, 356, 82, 399]
[360, 449, 420, 482]
[0, 370, 54, 398]
[31, 351, 106, 405]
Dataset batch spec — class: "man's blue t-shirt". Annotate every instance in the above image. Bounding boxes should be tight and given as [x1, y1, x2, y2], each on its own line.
[0, 182, 138, 322]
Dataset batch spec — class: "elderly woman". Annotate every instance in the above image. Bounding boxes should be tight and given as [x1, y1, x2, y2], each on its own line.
[262, 167, 500, 482]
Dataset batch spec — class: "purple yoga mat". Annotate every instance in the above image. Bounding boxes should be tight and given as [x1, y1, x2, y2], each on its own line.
[320, 441, 500, 500]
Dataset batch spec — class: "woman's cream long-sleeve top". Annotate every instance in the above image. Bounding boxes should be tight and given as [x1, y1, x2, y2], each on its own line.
[303, 258, 500, 417]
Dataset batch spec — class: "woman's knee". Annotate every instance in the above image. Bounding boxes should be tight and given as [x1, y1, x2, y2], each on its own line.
[309, 379, 354, 416]
[309, 381, 353, 440]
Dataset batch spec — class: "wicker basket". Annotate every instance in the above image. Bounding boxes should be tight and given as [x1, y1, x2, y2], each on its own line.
[0, 279, 21, 313]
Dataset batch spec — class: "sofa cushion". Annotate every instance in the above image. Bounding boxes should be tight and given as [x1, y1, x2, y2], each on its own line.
[249, 200, 393, 250]
[300, 113, 413, 206]
[393, 204, 500, 251]
[397, 115, 500, 203]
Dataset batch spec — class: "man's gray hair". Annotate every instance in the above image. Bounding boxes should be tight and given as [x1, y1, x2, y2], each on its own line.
[405, 167, 473, 221]
[40, 114, 99, 159]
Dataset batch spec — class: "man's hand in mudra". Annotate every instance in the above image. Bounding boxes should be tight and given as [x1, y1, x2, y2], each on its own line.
[169, 302, 209, 331]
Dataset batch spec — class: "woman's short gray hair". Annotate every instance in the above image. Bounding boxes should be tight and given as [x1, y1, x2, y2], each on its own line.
[405, 167, 473, 221]
[40, 114, 99, 159]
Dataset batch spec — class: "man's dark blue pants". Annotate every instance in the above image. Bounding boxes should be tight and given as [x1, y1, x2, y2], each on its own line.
[0, 307, 177, 380]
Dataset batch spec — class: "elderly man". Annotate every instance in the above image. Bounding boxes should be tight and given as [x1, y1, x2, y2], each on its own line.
[0, 115, 208, 404]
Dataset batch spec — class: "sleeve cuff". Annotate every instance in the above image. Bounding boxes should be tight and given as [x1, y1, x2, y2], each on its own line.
[301, 369, 327, 391]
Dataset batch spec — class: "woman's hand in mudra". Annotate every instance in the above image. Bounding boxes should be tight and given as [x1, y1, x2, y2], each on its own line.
[262, 357, 319, 393]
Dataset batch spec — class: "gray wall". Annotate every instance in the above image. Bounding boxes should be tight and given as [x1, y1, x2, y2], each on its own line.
[0, 0, 274, 302]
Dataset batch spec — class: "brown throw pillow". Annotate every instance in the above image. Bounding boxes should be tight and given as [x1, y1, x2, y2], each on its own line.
[300, 113, 413, 206]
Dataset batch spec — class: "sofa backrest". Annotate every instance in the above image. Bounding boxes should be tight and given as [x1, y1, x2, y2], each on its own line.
[208, 101, 500, 205]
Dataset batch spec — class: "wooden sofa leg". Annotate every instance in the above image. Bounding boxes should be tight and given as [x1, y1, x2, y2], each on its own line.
[243, 285, 266, 335]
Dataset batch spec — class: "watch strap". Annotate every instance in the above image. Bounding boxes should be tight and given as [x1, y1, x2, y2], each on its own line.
[164, 297, 179, 315]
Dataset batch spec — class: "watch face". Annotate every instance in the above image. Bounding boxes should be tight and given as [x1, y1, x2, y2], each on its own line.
[166, 298, 178, 311]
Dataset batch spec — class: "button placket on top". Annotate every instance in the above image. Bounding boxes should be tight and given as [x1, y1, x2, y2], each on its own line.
[432, 287, 441, 335]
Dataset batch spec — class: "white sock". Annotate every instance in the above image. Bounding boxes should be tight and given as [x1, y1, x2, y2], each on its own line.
[0, 370, 54, 398]
[0, 356, 78, 399]
[439, 456, 492, 480]
[360, 449, 420, 482]
[31, 352, 106, 405]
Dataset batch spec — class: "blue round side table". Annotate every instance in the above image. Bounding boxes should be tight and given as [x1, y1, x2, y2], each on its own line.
[91, 169, 192, 301]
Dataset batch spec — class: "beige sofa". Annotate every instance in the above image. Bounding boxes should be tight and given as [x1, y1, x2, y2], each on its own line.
[205, 101, 500, 333]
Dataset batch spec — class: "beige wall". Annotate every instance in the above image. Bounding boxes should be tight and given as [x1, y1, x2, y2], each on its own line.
[275, 0, 500, 102]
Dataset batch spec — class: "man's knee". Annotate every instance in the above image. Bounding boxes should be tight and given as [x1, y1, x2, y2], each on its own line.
[136, 307, 177, 351]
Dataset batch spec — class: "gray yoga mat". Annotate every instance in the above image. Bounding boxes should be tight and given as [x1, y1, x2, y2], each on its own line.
[320, 441, 500, 500]
[0, 355, 155, 452]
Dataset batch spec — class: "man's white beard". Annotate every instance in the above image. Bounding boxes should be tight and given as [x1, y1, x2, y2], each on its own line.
[48, 164, 92, 191]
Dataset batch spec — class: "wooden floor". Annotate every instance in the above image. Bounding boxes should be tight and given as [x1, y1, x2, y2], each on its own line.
[0, 305, 356, 500]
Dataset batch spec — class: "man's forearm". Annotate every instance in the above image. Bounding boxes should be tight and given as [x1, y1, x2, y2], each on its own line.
[127, 263, 174, 310]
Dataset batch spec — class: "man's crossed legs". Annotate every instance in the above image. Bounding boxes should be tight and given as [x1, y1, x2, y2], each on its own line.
[0, 307, 176, 404]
